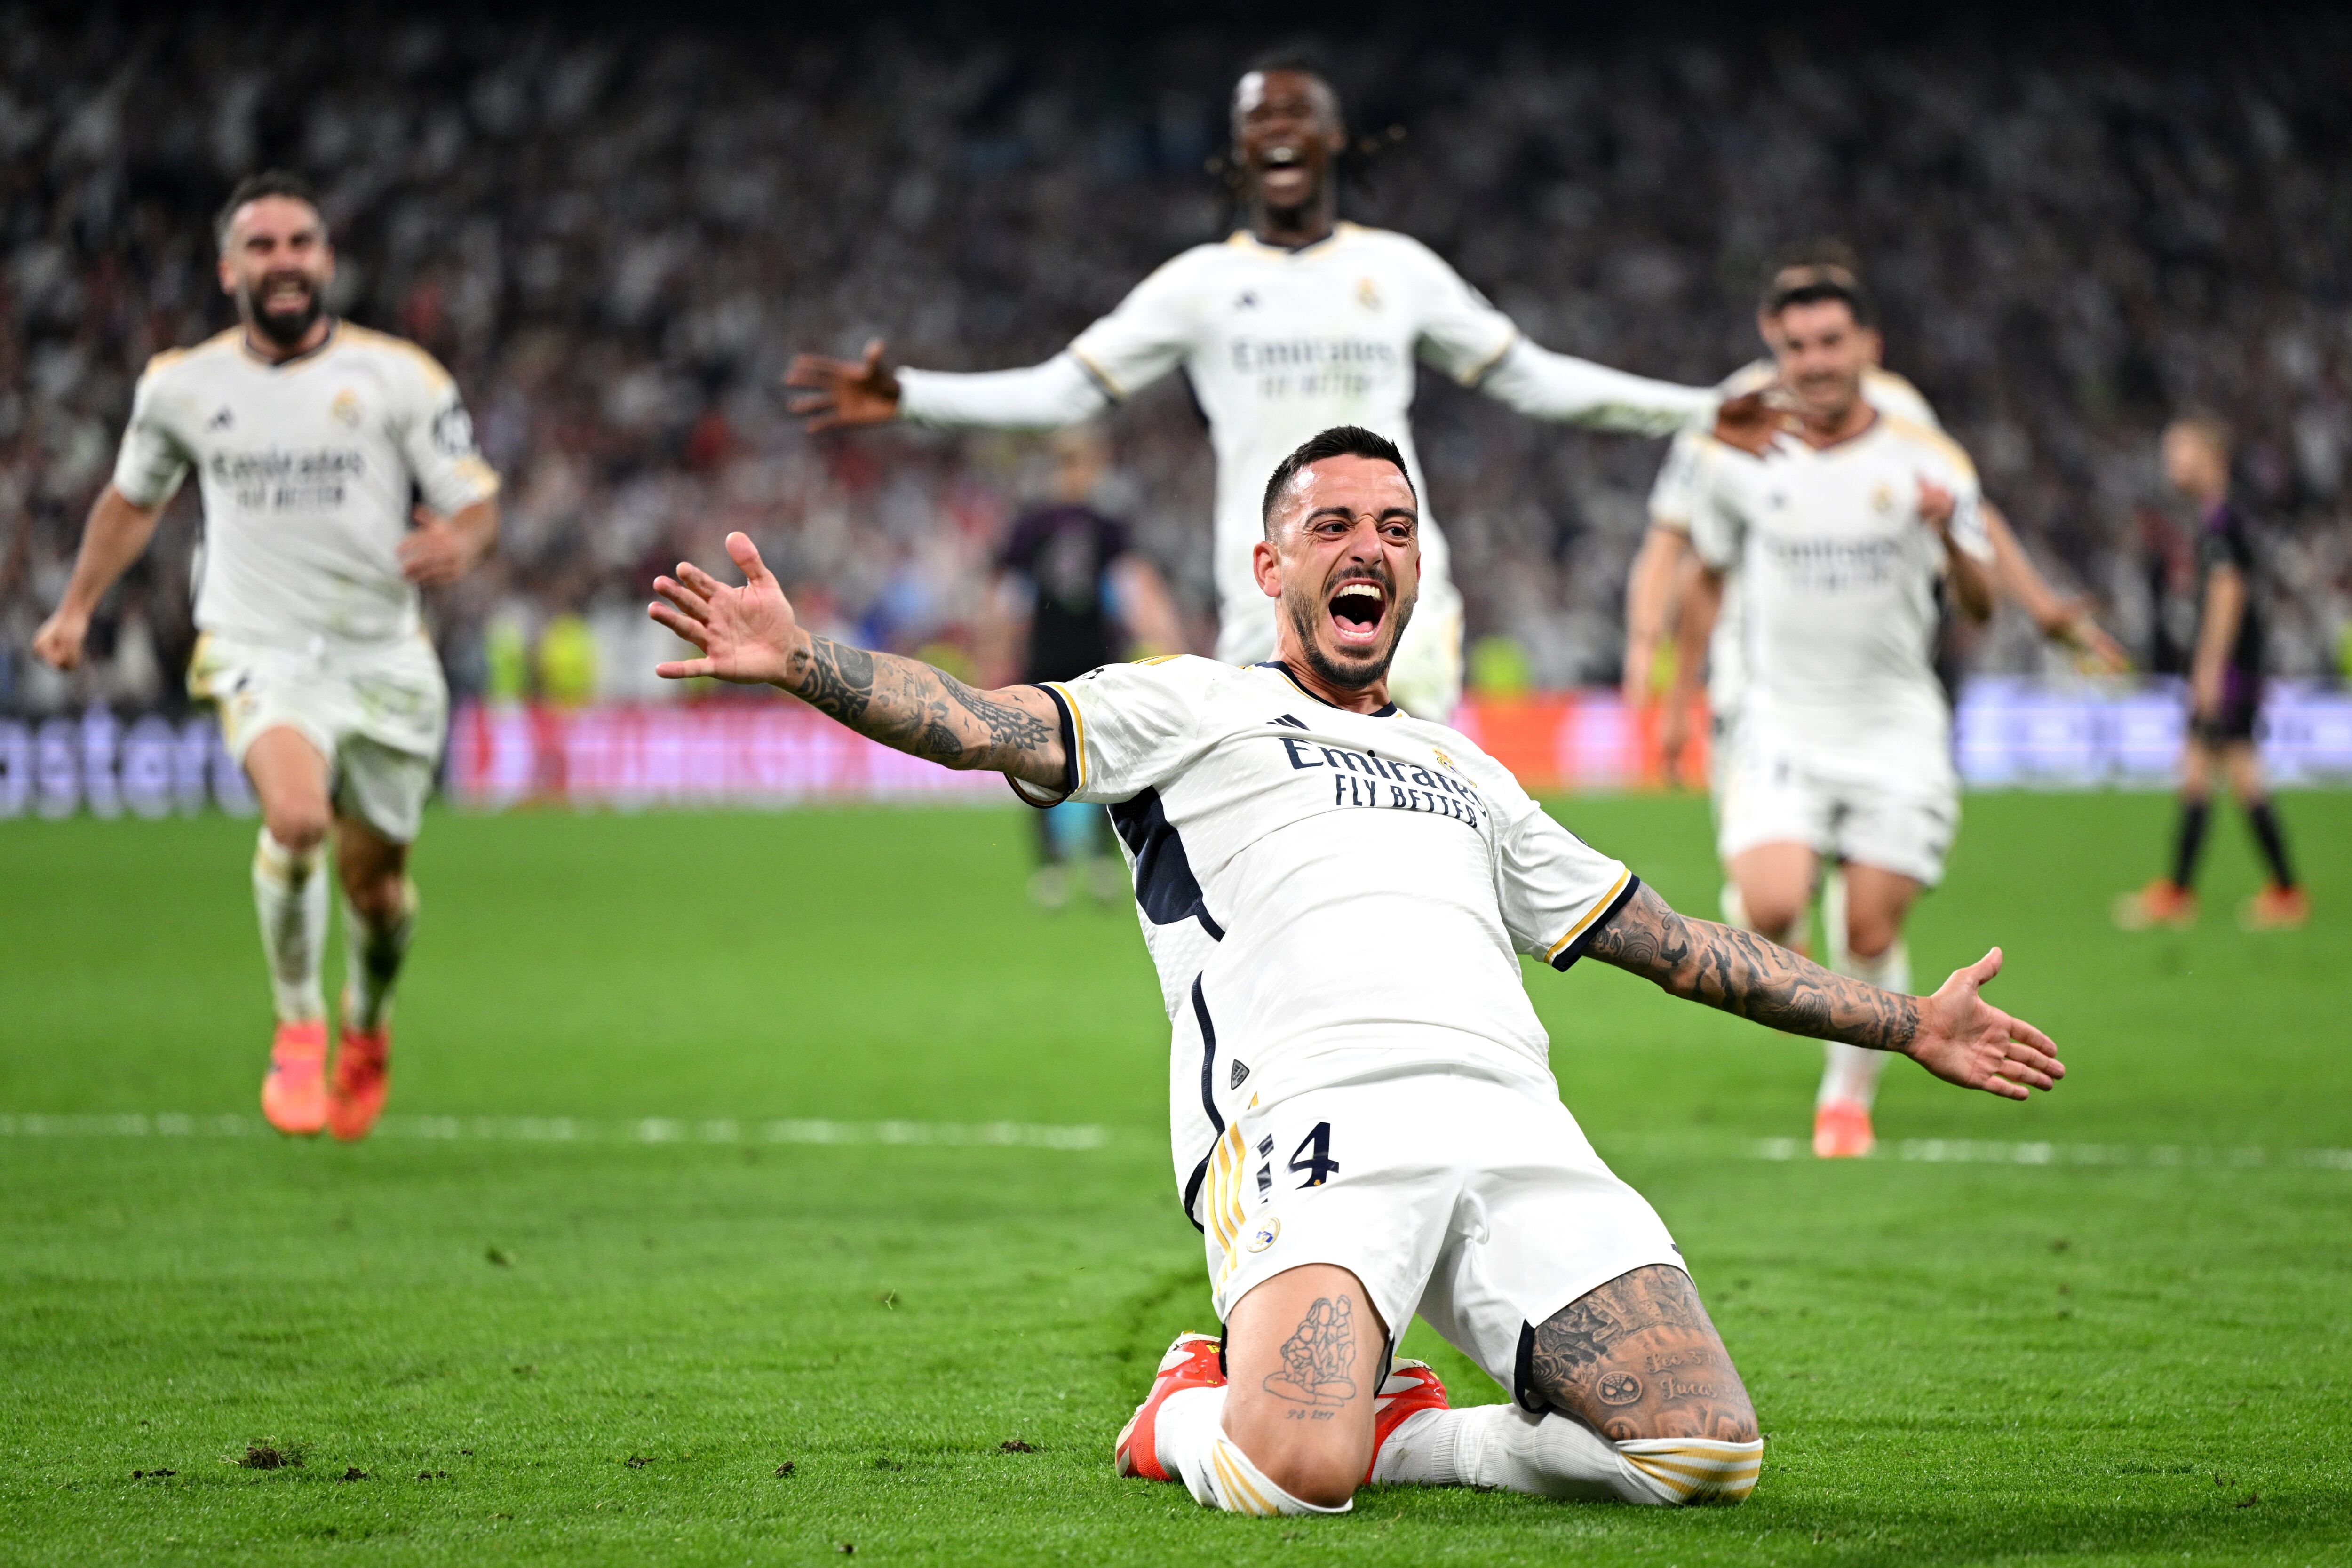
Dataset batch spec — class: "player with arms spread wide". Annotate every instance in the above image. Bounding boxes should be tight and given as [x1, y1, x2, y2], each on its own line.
[787, 58, 1765, 718]
[648, 424, 2061, 1516]
[32, 172, 500, 1141]
[1677, 275, 1998, 1158]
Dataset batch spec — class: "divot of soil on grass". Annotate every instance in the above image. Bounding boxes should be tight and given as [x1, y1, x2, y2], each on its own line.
[234, 1445, 300, 1470]
[625, 1455, 651, 1469]
[773, 1462, 796, 1477]
[341, 1468, 367, 1482]
[999, 1440, 1036, 1453]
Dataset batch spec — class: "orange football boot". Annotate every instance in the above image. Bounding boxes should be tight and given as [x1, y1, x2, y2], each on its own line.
[1813, 1098, 1875, 1159]
[326, 1022, 391, 1142]
[261, 1020, 329, 1136]
[1365, 1358, 1450, 1483]
[2239, 883, 2308, 931]
[2113, 878, 2197, 931]
[1115, 1332, 1224, 1481]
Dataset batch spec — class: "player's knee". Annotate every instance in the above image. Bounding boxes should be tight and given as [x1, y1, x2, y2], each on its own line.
[263, 805, 329, 858]
[345, 871, 409, 928]
[1244, 1439, 1361, 1511]
[1742, 891, 1807, 947]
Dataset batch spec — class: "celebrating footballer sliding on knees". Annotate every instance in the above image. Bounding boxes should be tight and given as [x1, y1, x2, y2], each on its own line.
[650, 426, 2062, 1518]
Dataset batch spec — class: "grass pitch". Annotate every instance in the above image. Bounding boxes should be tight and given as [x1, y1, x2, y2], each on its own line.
[2, 789, 2347, 1566]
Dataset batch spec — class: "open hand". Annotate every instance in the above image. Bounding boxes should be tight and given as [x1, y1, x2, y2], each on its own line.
[650, 532, 804, 685]
[2053, 601, 2131, 675]
[784, 339, 900, 430]
[1710, 389, 1786, 456]
[1907, 948, 2064, 1101]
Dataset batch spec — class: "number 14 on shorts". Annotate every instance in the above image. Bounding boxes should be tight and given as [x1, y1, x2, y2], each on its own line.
[1288, 1123, 1339, 1188]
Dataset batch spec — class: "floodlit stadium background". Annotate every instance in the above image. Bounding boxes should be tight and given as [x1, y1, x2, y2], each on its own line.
[3, 2, 2351, 812]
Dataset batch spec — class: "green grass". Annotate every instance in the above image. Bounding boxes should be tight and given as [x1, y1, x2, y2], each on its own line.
[1, 790, 2347, 1566]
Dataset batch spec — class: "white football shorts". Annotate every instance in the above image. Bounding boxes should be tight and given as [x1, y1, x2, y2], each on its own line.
[1213, 585, 1464, 723]
[1716, 716, 1957, 887]
[1199, 1072, 1686, 1409]
[188, 629, 448, 843]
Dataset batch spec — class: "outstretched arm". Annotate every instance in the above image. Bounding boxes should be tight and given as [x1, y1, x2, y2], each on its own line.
[784, 339, 1116, 434]
[651, 533, 1068, 791]
[1583, 882, 2064, 1100]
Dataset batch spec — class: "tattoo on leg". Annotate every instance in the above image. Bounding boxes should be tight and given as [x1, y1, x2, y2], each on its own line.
[1531, 1266, 1757, 1442]
[1262, 1295, 1359, 1412]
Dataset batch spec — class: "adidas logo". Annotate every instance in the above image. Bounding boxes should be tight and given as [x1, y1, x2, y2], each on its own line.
[1230, 1060, 1251, 1090]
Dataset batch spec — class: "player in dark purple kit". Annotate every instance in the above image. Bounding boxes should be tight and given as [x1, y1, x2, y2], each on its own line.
[2115, 415, 2307, 931]
[989, 427, 1184, 907]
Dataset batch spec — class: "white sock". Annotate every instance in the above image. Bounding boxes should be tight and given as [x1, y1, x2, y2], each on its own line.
[1822, 868, 1850, 972]
[252, 829, 326, 1023]
[1380, 1404, 1759, 1505]
[1154, 1386, 1351, 1516]
[341, 881, 417, 1034]
[1820, 940, 1909, 1109]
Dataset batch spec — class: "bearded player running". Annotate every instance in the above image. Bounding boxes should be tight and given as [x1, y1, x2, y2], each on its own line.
[647, 424, 2060, 1516]
[787, 59, 1766, 719]
[33, 172, 500, 1140]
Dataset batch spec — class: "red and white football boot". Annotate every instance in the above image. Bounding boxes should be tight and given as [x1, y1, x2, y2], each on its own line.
[326, 1022, 391, 1143]
[1365, 1358, 1450, 1483]
[261, 1020, 329, 1136]
[1114, 1332, 1225, 1480]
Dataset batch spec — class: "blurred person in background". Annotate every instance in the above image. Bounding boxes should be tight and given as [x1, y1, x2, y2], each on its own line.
[2115, 416, 2307, 932]
[1677, 275, 1996, 1158]
[987, 425, 1184, 907]
[31, 172, 501, 1139]
[788, 54, 1769, 720]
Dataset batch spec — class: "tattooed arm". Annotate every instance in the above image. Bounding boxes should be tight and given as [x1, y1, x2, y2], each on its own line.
[1582, 881, 2065, 1100]
[650, 532, 1067, 790]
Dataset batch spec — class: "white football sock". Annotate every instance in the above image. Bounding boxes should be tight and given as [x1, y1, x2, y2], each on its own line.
[1378, 1404, 1759, 1505]
[252, 828, 326, 1023]
[1822, 866, 1850, 971]
[341, 881, 417, 1034]
[1154, 1386, 1351, 1516]
[1819, 939, 1909, 1109]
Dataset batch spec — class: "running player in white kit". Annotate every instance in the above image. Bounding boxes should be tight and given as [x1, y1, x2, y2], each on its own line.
[786, 59, 1764, 719]
[32, 173, 501, 1141]
[645, 424, 2061, 1517]
[1677, 275, 1998, 1160]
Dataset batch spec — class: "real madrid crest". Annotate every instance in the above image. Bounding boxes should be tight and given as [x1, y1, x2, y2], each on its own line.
[330, 388, 362, 427]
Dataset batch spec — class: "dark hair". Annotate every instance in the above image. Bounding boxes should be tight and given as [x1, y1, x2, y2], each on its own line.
[1765, 275, 1876, 328]
[1261, 425, 1415, 536]
[214, 170, 322, 252]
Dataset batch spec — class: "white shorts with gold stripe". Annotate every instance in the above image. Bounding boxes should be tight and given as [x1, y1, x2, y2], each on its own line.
[188, 628, 448, 843]
[1199, 1072, 1685, 1403]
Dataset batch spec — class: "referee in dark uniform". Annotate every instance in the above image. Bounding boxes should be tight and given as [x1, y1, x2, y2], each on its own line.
[2116, 414, 2306, 931]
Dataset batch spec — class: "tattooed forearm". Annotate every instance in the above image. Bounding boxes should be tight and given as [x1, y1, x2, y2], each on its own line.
[1584, 883, 1921, 1053]
[779, 634, 1063, 782]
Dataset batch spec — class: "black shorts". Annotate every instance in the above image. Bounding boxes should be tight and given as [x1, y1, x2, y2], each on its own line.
[2191, 691, 2261, 747]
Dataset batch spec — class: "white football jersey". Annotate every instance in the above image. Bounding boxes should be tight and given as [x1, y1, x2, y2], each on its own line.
[1686, 414, 1990, 748]
[899, 223, 1714, 666]
[1020, 654, 1635, 1224]
[1647, 365, 1941, 720]
[111, 323, 500, 646]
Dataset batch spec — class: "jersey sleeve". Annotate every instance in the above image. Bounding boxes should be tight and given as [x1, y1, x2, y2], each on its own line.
[1403, 243, 1521, 386]
[896, 356, 1113, 430]
[1911, 430, 1990, 565]
[393, 348, 501, 514]
[110, 361, 192, 508]
[1013, 655, 1211, 806]
[1061, 250, 1205, 402]
[1645, 430, 1711, 535]
[1478, 766, 1639, 970]
[1684, 442, 1748, 570]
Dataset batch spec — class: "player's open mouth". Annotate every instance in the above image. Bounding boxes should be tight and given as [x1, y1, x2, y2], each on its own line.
[262, 277, 314, 312]
[1326, 579, 1387, 647]
[1258, 143, 1311, 203]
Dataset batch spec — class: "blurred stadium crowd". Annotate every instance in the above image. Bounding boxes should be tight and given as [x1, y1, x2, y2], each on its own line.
[2, 6, 2349, 716]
